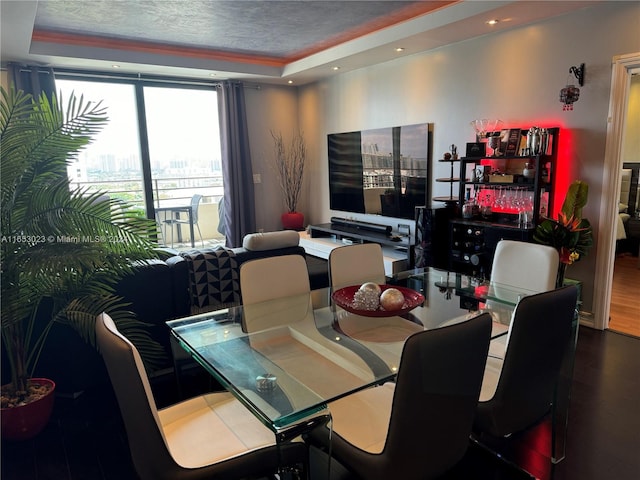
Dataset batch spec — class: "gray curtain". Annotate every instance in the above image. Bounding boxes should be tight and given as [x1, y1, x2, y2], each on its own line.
[217, 81, 256, 247]
[7, 62, 56, 100]
[7, 63, 64, 182]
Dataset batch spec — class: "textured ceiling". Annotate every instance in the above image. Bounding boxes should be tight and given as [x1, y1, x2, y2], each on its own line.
[33, 1, 435, 62]
[1, 1, 599, 84]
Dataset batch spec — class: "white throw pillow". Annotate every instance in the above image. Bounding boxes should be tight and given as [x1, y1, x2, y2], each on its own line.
[242, 230, 300, 251]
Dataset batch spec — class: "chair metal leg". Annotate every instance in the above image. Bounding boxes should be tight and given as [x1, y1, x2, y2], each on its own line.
[162, 222, 174, 248]
[196, 223, 204, 247]
[468, 434, 535, 476]
[551, 312, 580, 464]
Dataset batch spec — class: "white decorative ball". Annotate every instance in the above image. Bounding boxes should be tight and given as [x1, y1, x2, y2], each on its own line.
[359, 282, 382, 295]
[380, 288, 405, 311]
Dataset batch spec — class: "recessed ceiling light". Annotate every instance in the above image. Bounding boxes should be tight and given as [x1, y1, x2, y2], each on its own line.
[287, 80, 294, 84]
[395, 47, 405, 52]
[486, 19, 499, 25]
[332, 66, 340, 71]
[209, 73, 216, 77]
[112, 64, 120, 68]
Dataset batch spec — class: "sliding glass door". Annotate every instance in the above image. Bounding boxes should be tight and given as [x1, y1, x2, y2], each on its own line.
[143, 86, 222, 234]
[57, 77, 224, 247]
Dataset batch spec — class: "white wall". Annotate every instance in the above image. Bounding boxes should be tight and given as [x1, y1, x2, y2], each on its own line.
[281, 1, 639, 314]
[243, 84, 301, 233]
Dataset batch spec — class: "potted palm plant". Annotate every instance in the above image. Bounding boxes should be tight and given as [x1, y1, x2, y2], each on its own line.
[1, 86, 163, 440]
[271, 130, 306, 230]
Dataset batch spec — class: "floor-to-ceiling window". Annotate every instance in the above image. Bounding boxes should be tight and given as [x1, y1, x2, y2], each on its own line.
[56, 75, 224, 247]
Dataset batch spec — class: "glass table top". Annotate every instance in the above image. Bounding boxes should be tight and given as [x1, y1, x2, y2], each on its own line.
[167, 267, 537, 438]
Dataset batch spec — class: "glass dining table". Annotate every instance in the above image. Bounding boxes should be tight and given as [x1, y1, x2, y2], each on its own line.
[167, 267, 539, 444]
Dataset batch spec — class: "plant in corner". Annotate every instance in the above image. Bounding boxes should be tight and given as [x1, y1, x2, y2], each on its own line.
[533, 180, 594, 287]
[0, 87, 164, 440]
[271, 130, 306, 230]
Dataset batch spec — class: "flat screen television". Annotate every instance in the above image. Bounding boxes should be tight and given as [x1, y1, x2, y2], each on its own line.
[328, 123, 432, 220]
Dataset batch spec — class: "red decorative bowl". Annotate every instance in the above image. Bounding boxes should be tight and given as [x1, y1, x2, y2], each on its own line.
[332, 284, 425, 317]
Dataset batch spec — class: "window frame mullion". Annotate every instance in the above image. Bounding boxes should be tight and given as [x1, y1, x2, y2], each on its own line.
[134, 82, 155, 219]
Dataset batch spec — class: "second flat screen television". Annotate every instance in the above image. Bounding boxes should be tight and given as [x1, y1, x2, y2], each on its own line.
[328, 123, 431, 220]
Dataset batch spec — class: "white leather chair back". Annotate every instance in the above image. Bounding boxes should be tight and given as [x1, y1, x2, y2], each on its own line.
[329, 243, 386, 291]
[490, 240, 559, 293]
[240, 255, 310, 304]
[240, 255, 311, 332]
[488, 239, 560, 358]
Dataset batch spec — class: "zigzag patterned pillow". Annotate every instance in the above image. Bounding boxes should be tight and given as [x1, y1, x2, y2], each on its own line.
[180, 247, 240, 308]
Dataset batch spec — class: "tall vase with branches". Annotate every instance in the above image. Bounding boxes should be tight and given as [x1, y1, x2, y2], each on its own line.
[271, 130, 306, 230]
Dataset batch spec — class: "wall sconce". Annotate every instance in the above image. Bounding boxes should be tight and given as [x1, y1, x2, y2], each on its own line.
[559, 63, 585, 111]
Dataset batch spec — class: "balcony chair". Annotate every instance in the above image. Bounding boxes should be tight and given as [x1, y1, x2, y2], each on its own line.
[217, 196, 226, 236]
[95, 312, 308, 480]
[239, 254, 311, 333]
[474, 285, 579, 464]
[162, 193, 204, 247]
[306, 314, 492, 480]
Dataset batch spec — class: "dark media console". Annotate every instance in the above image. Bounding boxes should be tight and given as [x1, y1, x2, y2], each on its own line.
[302, 219, 410, 274]
[305, 209, 453, 273]
[329, 217, 393, 236]
[310, 219, 408, 249]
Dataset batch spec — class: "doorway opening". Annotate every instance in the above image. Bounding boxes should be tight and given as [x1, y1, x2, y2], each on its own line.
[595, 53, 640, 336]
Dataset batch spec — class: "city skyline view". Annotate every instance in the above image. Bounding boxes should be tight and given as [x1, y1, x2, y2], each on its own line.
[57, 79, 223, 208]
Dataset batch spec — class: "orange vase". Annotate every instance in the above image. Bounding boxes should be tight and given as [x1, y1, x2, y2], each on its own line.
[281, 212, 304, 230]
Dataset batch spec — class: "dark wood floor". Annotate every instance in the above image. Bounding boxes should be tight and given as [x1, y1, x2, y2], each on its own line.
[2, 327, 639, 480]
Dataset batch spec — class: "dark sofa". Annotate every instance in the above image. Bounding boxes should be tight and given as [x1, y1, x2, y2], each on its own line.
[32, 231, 329, 394]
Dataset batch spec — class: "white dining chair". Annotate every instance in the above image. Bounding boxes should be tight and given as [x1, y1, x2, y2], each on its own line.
[475, 285, 578, 464]
[306, 314, 492, 480]
[239, 254, 311, 332]
[486, 239, 560, 367]
[95, 312, 308, 480]
[328, 243, 386, 292]
[490, 239, 559, 293]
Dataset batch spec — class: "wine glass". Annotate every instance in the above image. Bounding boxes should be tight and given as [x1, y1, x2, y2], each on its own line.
[471, 119, 503, 153]
[493, 186, 504, 211]
[481, 191, 493, 219]
[470, 119, 491, 142]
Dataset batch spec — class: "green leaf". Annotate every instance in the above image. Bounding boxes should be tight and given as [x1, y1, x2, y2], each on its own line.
[1, 86, 166, 387]
[561, 180, 589, 220]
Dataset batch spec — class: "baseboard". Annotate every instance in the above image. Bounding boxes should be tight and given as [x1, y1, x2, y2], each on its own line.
[578, 310, 596, 329]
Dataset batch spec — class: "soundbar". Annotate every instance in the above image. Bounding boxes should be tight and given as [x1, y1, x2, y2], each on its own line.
[330, 217, 392, 235]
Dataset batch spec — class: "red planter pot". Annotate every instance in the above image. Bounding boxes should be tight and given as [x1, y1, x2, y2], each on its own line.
[281, 211, 304, 230]
[1, 378, 56, 441]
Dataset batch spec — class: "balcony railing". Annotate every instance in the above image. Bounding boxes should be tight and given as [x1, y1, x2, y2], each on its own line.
[71, 176, 225, 248]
